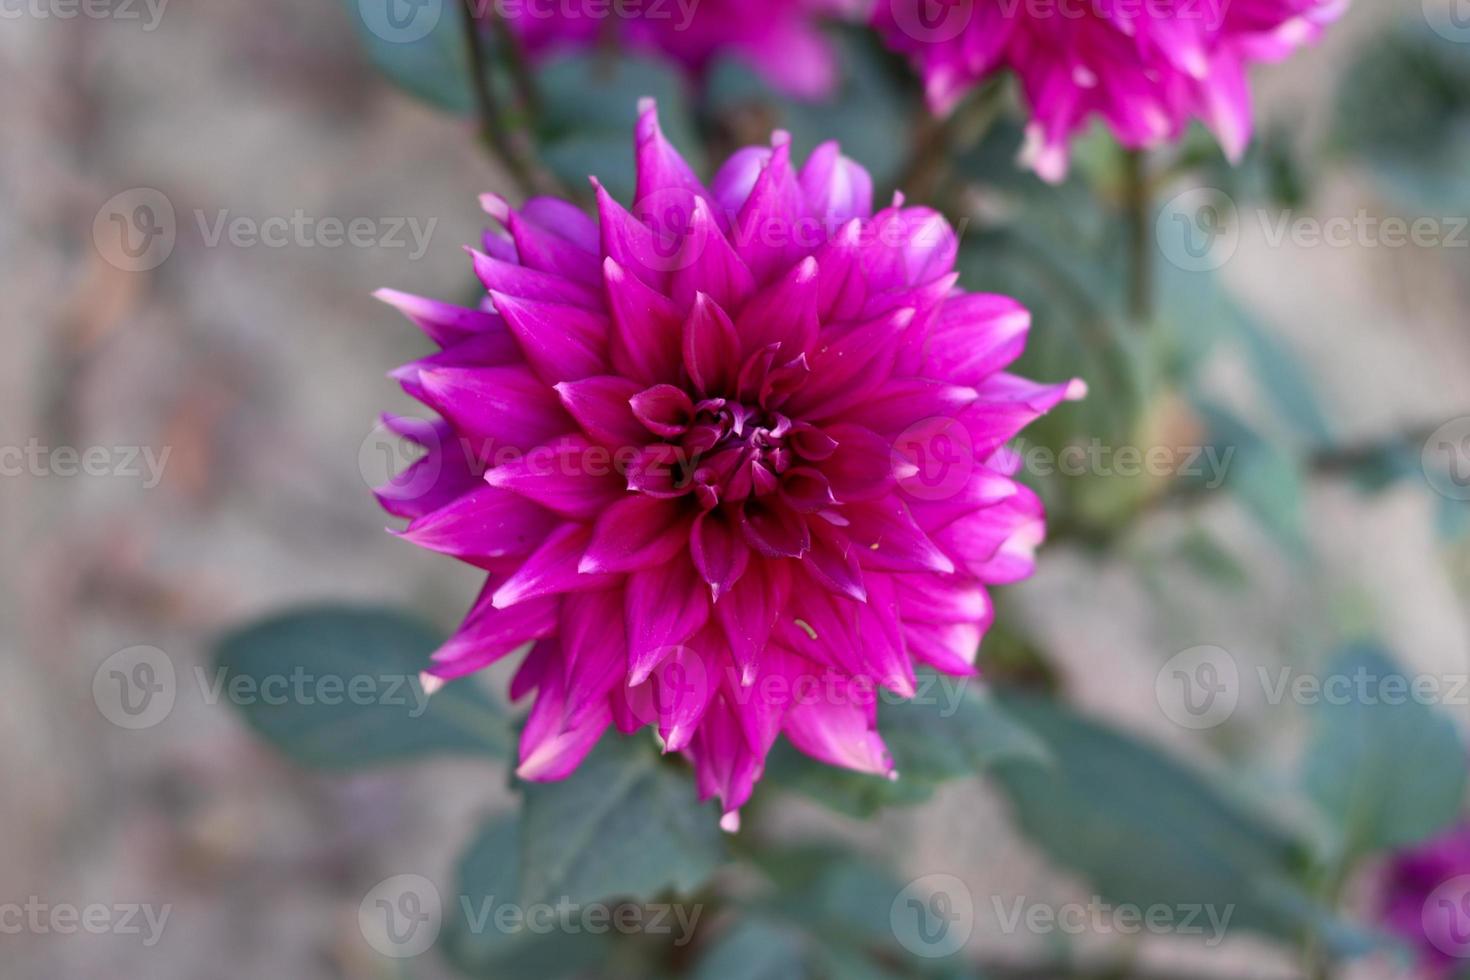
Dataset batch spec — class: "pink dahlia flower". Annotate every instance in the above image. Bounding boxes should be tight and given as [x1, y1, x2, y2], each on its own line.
[1380, 823, 1470, 976]
[497, 0, 863, 101]
[872, 0, 1346, 180]
[375, 101, 1081, 825]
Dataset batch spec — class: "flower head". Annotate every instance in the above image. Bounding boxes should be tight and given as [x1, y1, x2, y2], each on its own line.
[376, 101, 1080, 823]
[501, 0, 861, 100]
[872, 0, 1346, 180]
[1381, 822, 1470, 976]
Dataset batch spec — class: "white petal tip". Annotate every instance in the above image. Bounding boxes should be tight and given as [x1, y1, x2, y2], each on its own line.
[419, 672, 446, 697]
[720, 811, 741, 833]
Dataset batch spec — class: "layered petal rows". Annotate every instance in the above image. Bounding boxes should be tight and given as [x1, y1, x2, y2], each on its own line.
[872, 0, 1346, 180]
[377, 101, 1081, 824]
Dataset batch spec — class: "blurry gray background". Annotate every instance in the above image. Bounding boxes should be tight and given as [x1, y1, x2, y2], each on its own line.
[2, 1, 1467, 977]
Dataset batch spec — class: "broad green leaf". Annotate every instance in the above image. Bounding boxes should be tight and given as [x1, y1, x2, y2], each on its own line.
[441, 815, 613, 979]
[518, 735, 726, 905]
[213, 605, 509, 767]
[1191, 399, 1308, 556]
[1301, 644, 1469, 856]
[990, 691, 1368, 955]
[692, 919, 808, 980]
[1332, 20, 1470, 214]
[535, 54, 700, 202]
[341, 0, 474, 113]
[765, 678, 1049, 817]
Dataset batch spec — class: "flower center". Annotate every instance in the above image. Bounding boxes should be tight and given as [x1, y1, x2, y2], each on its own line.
[684, 400, 793, 506]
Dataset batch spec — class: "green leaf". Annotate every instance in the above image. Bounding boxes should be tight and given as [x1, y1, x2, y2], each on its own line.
[1192, 399, 1308, 555]
[765, 677, 1049, 817]
[535, 54, 700, 202]
[340, 0, 473, 114]
[518, 735, 726, 905]
[692, 919, 808, 980]
[1300, 644, 1469, 857]
[213, 605, 509, 768]
[441, 815, 613, 979]
[989, 691, 1367, 955]
[1332, 19, 1470, 214]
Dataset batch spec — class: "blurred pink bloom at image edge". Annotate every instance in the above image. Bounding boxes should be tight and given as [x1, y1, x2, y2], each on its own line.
[872, 0, 1349, 181]
[1381, 822, 1470, 977]
[375, 100, 1081, 826]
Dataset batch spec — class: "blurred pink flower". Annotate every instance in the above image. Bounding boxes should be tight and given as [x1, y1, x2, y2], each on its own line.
[495, 0, 861, 100]
[376, 101, 1080, 824]
[872, 0, 1347, 180]
[1381, 822, 1470, 976]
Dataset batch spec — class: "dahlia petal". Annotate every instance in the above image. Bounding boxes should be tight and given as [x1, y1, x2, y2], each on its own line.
[688, 695, 765, 821]
[741, 499, 812, 559]
[518, 650, 613, 781]
[631, 637, 716, 753]
[468, 247, 602, 309]
[732, 20, 840, 101]
[805, 519, 868, 602]
[561, 588, 631, 725]
[509, 637, 557, 702]
[426, 587, 557, 681]
[716, 557, 790, 685]
[799, 141, 875, 229]
[554, 375, 649, 450]
[683, 293, 742, 397]
[517, 195, 600, 254]
[669, 197, 756, 314]
[733, 138, 805, 283]
[904, 620, 983, 677]
[811, 219, 868, 322]
[691, 509, 752, 603]
[858, 572, 917, 697]
[922, 294, 1032, 385]
[485, 194, 600, 286]
[374, 288, 502, 348]
[932, 485, 1047, 584]
[492, 523, 616, 608]
[782, 675, 893, 777]
[630, 384, 695, 438]
[819, 422, 897, 503]
[580, 494, 693, 574]
[1199, 50, 1253, 164]
[734, 256, 820, 358]
[634, 98, 712, 206]
[844, 496, 956, 574]
[626, 556, 711, 685]
[710, 146, 771, 217]
[595, 179, 669, 292]
[490, 291, 611, 384]
[397, 486, 559, 566]
[417, 364, 571, 454]
[894, 571, 992, 624]
[604, 257, 686, 384]
[837, 378, 979, 434]
[373, 416, 482, 520]
[960, 373, 1088, 458]
[784, 307, 915, 418]
[484, 435, 626, 521]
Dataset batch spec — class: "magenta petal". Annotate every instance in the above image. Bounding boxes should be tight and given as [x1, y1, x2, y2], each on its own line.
[625, 556, 711, 685]
[492, 523, 616, 608]
[468, 247, 602, 309]
[688, 695, 765, 821]
[374, 288, 503, 348]
[715, 558, 789, 685]
[960, 373, 1087, 458]
[490, 290, 611, 384]
[710, 146, 771, 217]
[683, 293, 742, 397]
[734, 256, 820, 358]
[733, 138, 805, 283]
[635, 98, 713, 206]
[604, 257, 686, 384]
[784, 307, 914, 418]
[905, 620, 983, 677]
[517, 654, 612, 781]
[805, 519, 868, 602]
[799, 141, 874, 228]
[484, 435, 626, 521]
[669, 197, 756, 314]
[417, 365, 571, 454]
[781, 674, 893, 776]
[811, 219, 868, 322]
[856, 573, 916, 697]
[630, 384, 695, 438]
[691, 509, 752, 602]
[844, 496, 955, 574]
[741, 500, 811, 559]
[922, 294, 1032, 385]
[819, 422, 896, 503]
[426, 586, 557, 681]
[373, 416, 483, 520]
[581, 494, 693, 574]
[595, 180, 668, 292]
[561, 588, 631, 725]
[398, 486, 558, 565]
[554, 375, 648, 450]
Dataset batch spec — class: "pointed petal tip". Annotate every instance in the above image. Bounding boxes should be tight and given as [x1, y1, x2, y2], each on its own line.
[478, 193, 511, 222]
[1065, 378, 1088, 401]
[720, 811, 742, 833]
[419, 672, 446, 697]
